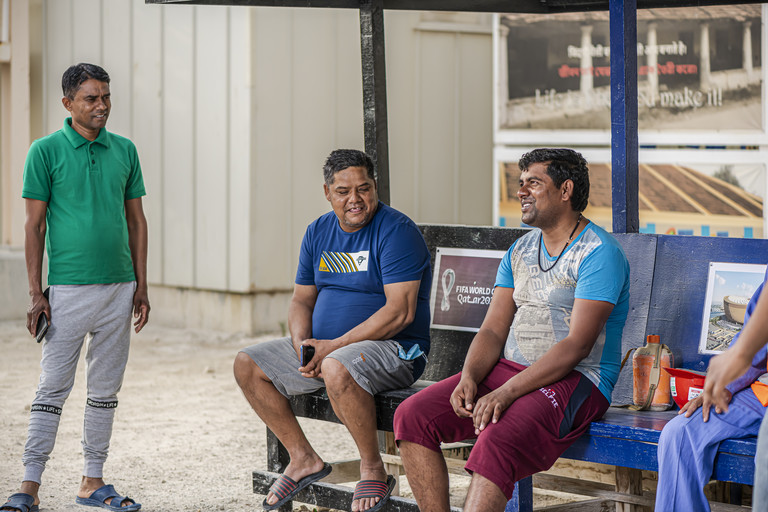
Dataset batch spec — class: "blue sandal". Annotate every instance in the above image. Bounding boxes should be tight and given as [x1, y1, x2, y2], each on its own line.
[1, 493, 39, 512]
[75, 485, 141, 511]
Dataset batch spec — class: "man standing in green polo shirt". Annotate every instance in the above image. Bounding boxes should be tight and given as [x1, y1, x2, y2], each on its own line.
[1, 63, 148, 512]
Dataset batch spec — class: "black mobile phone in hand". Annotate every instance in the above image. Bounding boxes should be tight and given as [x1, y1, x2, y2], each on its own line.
[300, 345, 315, 367]
[35, 313, 49, 343]
[35, 287, 50, 343]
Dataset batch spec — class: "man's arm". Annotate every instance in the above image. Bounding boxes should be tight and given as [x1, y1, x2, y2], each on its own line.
[24, 198, 49, 336]
[449, 286, 517, 418]
[125, 197, 150, 332]
[702, 282, 768, 417]
[298, 279, 421, 377]
[335, 279, 420, 345]
[471, 297, 614, 433]
[288, 283, 318, 356]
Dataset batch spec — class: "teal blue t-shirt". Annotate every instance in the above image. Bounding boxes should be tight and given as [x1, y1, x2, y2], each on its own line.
[21, 118, 145, 285]
[495, 222, 630, 401]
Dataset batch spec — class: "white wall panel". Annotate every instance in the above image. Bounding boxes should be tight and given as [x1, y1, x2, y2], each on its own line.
[457, 33, 493, 225]
[131, 0, 163, 284]
[290, 11, 344, 277]
[44, 0, 72, 134]
[334, 11, 364, 149]
[228, 7, 255, 291]
[72, 0, 101, 65]
[161, 6, 195, 287]
[384, 12, 421, 217]
[252, 9, 299, 290]
[417, 31, 458, 223]
[194, 6, 229, 290]
[102, 0, 132, 137]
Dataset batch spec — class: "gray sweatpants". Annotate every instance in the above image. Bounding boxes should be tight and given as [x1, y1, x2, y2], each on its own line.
[22, 282, 135, 484]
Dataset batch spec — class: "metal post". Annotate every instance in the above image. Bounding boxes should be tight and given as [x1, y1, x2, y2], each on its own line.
[610, 0, 639, 234]
[359, 0, 390, 205]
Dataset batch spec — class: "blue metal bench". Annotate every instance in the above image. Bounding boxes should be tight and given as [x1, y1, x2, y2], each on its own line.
[253, 226, 766, 511]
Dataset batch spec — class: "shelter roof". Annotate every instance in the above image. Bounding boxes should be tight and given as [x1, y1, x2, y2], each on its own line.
[146, 0, 764, 14]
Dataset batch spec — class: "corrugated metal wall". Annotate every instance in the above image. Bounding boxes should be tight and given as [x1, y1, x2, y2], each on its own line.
[36, 0, 493, 297]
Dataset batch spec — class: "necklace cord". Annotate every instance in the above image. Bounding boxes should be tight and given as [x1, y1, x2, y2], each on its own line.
[537, 214, 583, 273]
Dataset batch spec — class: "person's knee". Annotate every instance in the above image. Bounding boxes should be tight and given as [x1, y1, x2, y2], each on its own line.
[321, 358, 355, 394]
[35, 376, 77, 405]
[233, 351, 262, 389]
[394, 393, 430, 438]
[464, 472, 509, 512]
[658, 414, 694, 453]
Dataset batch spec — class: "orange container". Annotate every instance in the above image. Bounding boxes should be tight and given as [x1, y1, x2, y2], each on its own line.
[632, 335, 674, 411]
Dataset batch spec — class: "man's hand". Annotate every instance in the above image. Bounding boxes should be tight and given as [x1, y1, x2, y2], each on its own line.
[449, 377, 478, 418]
[678, 390, 732, 423]
[297, 338, 340, 378]
[471, 386, 516, 434]
[702, 349, 750, 416]
[132, 287, 150, 333]
[26, 291, 50, 337]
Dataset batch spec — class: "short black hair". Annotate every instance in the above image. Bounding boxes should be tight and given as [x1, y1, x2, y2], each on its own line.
[518, 148, 590, 212]
[323, 149, 375, 186]
[62, 63, 110, 99]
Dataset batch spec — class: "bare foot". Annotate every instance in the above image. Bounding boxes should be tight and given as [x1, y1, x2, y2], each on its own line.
[265, 455, 326, 506]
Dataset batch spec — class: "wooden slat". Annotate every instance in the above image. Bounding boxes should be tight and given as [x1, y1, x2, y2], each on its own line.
[252, 470, 464, 512]
[536, 499, 614, 512]
[709, 501, 753, 512]
[614, 467, 645, 512]
[533, 474, 653, 508]
[380, 453, 470, 477]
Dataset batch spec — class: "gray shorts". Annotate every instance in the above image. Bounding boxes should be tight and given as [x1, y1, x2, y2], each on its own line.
[240, 337, 416, 397]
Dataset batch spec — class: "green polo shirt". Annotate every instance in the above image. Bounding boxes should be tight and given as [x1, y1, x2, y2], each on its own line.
[22, 118, 146, 285]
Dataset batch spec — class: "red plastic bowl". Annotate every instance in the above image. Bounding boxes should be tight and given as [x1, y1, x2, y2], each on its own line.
[664, 367, 707, 409]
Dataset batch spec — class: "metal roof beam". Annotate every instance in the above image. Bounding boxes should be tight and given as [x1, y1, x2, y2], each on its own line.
[146, 0, 764, 13]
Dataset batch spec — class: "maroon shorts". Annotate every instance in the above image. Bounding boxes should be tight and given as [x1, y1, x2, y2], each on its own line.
[393, 359, 609, 499]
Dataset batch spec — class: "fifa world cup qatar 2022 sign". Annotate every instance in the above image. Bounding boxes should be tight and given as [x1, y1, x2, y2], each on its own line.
[430, 247, 507, 332]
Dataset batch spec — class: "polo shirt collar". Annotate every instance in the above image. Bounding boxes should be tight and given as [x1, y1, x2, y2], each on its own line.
[62, 117, 111, 149]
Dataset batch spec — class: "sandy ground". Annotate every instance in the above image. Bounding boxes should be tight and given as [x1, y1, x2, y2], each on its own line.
[0, 321, 369, 511]
[0, 321, 487, 512]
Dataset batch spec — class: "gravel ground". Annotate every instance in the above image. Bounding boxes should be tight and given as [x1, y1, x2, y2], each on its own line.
[0, 321, 481, 512]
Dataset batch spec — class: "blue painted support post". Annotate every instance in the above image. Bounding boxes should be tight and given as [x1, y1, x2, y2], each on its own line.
[504, 477, 533, 512]
[610, 0, 639, 234]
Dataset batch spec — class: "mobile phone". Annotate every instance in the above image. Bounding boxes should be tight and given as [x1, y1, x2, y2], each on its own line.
[35, 313, 49, 343]
[34, 287, 50, 343]
[300, 345, 315, 367]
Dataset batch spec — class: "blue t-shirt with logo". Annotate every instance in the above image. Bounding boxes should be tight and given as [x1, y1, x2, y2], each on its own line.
[295, 202, 432, 355]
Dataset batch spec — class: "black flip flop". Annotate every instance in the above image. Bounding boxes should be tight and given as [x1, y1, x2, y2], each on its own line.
[262, 463, 333, 510]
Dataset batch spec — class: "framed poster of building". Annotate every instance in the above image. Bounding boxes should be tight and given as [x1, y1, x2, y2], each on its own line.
[699, 261, 767, 354]
[493, 5, 767, 146]
[430, 247, 507, 332]
[494, 146, 768, 239]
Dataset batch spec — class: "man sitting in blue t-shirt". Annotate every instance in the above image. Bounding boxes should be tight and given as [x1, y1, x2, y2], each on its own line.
[234, 149, 432, 512]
